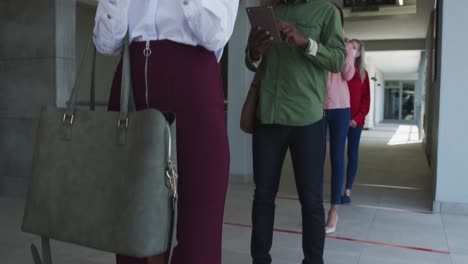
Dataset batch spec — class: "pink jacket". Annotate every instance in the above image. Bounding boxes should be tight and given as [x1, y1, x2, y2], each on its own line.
[324, 42, 356, 109]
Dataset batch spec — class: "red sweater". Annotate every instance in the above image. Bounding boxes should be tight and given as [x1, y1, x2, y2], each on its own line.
[347, 69, 370, 127]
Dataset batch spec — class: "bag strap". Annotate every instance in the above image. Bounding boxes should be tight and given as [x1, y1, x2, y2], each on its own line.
[30, 237, 52, 264]
[167, 195, 178, 263]
[165, 124, 178, 263]
[73, 39, 136, 111]
[90, 47, 96, 110]
[119, 36, 132, 125]
[64, 34, 133, 132]
[66, 37, 97, 111]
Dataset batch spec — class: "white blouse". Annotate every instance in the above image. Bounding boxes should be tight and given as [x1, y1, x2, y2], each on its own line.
[93, 0, 239, 61]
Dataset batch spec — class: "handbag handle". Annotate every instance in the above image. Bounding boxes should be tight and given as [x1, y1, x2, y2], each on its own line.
[118, 36, 132, 127]
[65, 37, 97, 113]
[63, 34, 174, 160]
[64, 36, 132, 127]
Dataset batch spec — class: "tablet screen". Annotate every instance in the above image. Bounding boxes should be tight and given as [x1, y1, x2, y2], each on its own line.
[246, 6, 283, 43]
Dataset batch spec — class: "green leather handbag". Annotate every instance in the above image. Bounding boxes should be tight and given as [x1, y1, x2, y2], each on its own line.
[21, 36, 178, 264]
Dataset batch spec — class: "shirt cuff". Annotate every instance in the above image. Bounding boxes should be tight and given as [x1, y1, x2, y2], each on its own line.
[247, 49, 263, 69]
[305, 38, 318, 57]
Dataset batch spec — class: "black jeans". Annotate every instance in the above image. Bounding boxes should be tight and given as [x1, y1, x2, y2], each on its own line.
[251, 119, 326, 264]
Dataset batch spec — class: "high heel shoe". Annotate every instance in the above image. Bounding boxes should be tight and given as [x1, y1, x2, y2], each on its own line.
[325, 216, 338, 234]
[341, 194, 351, 204]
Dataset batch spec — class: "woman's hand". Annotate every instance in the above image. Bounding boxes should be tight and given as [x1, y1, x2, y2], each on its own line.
[277, 21, 308, 48]
[350, 120, 357, 128]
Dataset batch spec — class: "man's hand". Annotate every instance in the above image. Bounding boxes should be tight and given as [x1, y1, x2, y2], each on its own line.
[277, 21, 308, 48]
[248, 27, 274, 60]
[350, 120, 357, 128]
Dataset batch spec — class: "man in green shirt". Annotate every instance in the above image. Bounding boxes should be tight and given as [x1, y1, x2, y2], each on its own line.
[246, 1, 346, 264]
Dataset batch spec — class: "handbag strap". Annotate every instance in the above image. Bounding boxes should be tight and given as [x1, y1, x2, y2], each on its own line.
[65, 35, 132, 128]
[30, 237, 52, 264]
[90, 47, 96, 111]
[69, 38, 136, 112]
[119, 36, 132, 125]
[168, 196, 178, 263]
[165, 123, 178, 263]
[66, 37, 98, 112]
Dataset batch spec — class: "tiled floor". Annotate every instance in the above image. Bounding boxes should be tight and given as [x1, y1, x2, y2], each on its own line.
[1, 124, 468, 263]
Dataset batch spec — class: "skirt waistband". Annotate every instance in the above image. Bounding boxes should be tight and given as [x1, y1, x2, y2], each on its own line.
[129, 40, 215, 60]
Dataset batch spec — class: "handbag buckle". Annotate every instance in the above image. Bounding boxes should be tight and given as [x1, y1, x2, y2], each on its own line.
[117, 117, 129, 128]
[166, 160, 178, 197]
[62, 113, 74, 125]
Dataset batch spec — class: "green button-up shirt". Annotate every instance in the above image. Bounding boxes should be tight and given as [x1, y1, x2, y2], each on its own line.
[246, 0, 346, 126]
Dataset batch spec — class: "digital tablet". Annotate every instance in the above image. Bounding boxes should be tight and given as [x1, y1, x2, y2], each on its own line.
[246, 6, 283, 43]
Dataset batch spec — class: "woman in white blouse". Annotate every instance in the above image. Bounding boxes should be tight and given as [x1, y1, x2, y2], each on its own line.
[93, 1, 238, 263]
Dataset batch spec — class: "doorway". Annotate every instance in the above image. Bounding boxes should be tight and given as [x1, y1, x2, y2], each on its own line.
[384, 81, 416, 121]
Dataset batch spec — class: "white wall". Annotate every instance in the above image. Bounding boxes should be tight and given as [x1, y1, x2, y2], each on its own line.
[374, 71, 385, 125]
[366, 67, 421, 126]
[365, 56, 385, 127]
[435, 0, 468, 204]
[227, 0, 258, 181]
[416, 52, 427, 139]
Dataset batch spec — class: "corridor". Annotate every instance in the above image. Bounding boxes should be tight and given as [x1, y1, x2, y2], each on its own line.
[222, 124, 466, 264]
[2, 125, 468, 263]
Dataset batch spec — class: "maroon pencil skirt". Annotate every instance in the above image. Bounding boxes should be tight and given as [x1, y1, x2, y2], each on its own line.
[108, 40, 230, 264]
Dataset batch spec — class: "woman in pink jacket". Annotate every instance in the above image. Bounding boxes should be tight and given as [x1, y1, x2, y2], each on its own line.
[324, 5, 357, 234]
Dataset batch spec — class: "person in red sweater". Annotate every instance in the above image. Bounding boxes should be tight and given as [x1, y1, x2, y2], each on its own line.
[342, 39, 371, 204]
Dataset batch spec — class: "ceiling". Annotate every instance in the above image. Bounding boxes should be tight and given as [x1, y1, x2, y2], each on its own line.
[329, 0, 435, 78]
[366, 50, 421, 79]
[79, 0, 434, 78]
[331, 0, 435, 40]
[81, 0, 434, 40]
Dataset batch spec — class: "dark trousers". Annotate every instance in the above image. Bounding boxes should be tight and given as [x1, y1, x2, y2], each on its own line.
[325, 108, 350, 204]
[346, 126, 363, 190]
[251, 119, 326, 264]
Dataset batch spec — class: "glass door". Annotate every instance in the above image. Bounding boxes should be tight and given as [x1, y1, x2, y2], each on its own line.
[384, 87, 401, 120]
[384, 81, 415, 121]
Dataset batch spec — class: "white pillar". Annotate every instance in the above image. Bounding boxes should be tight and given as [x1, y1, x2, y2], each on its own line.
[227, 0, 259, 182]
[434, 0, 468, 209]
